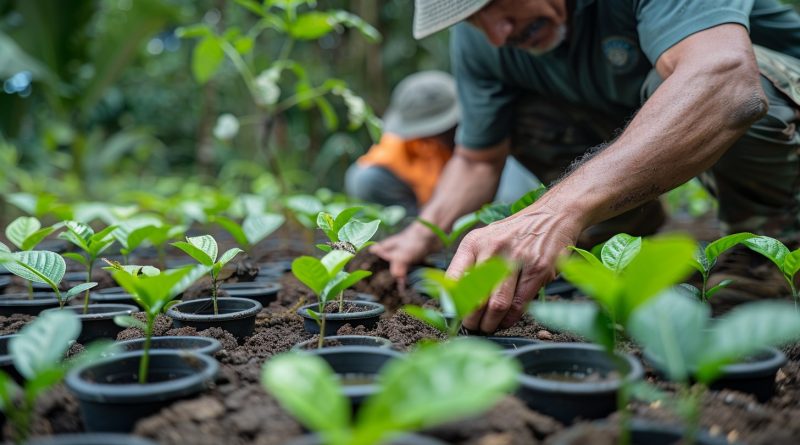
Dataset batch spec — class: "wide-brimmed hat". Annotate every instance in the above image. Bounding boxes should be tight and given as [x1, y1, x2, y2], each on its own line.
[413, 0, 491, 39]
[383, 70, 460, 139]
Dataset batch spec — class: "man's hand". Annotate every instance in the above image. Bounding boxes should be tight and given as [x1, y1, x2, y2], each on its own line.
[449, 199, 584, 333]
[370, 222, 439, 285]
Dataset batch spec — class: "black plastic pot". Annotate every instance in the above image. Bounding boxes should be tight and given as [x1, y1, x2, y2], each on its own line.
[42, 304, 138, 343]
[256, 261, 291, 281]
[486, 336, 540, 353]
[116, 336, 223, 356]
[510, 343, 644, 424]
[32, 271, 88, 291]
[0, 334, 22, 383]
[65, 350, 219, 432]
[283, 433, 447, 445]
[0, 292, 61, 316]
[26, 433, 159, 445]
[545, 278, 578, 299]
[646, 347, 787, 403]
[292, 335, 394, 351]
[304, 346, 402, 405]
[549, 419, 732, 445]
[89, 287, 138, 306]
[220, 281, 281, 306]
[297, 301, 385, 336]
[166, 297, 262, 340]
[0, 275, 10, 292]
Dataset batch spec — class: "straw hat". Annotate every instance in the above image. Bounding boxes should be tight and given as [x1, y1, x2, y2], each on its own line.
[383, 70, 460, 139]
[413, 0, 491, 39]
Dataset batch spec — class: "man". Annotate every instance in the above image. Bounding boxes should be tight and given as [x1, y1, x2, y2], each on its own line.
[346, 70, 539, 216]
[372, 0, 800, 333]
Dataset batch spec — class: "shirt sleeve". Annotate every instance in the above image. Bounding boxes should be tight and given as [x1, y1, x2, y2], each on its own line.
[634, 0, 754, 65]
[451, 24, 519, 150]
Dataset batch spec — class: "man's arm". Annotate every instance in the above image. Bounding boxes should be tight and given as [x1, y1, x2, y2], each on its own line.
[371, 140, 509, 280]
[453, 23, 768, 333]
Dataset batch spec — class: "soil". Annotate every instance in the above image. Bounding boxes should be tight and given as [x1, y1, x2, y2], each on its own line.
[3, 239, 800, 445]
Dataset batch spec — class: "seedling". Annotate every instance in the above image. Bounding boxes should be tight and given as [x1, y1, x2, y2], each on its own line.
[741, 235, 800, 309]
[406, 257, 513, 338]
[0, 242, 97, 308]
[58, 221, 118, 314]
[316, 206, 380, 254]
[262, 338, 519, 445]
[417, 213, 479, 265]
[171, 234, 243, 315]
[4, 216, 56, 296]
[213, 211, 286, 256]
[291, 250, 372, 347]
[107, 264, 208, 383]
[679, 232, 755, 302]
[475, 185, 548, 225]
[629, 290, 800, 442]
[564, 233, 644, 303]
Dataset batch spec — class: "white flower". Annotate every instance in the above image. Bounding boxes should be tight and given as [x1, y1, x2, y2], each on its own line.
[254, 68, 281, 106]
[335, 87, 366, 127]
[213, 113, 240, 140]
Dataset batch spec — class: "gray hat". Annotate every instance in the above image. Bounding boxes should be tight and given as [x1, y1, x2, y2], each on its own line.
[383, 70, 460, 139]
[413, 0, 491, 39]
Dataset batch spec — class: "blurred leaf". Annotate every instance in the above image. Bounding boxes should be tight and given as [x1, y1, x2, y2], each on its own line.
[403, 305, 447, 333]
[600, 233, 641, 273]
[192, 36, 224, 84]
[11, 311, 80, 380]
[510, 185, 546, 214]
[288, 12, 335, 40]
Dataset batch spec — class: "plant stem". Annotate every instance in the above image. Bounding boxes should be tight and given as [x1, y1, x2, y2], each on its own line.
[338, 291, 344, 314]
[212, 272, 219, 316]
[139, 315, 156, 384]
[82, 262, 93, 315]
[701, 272, 708, 303]
[26, 280, 33, 300]
[447, 316, 462, 338]
[616, 380, 631, 445]
[538, 286, 546, 302]
[681, 384, 703, 445]
[318, 315, 326, 349]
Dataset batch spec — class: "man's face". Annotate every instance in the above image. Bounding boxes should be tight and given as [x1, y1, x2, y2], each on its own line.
[467, 0, 568, 55]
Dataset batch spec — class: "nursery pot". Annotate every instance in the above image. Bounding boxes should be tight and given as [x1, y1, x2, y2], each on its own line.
[89, 287, 138, 306]
[42, 304, 138, 343]
[549, 419, 733, 445]
[116, 336, 223, 356]
[283, 434, 447, 445]
[297, 300, 385, 336]
[0, 292, 61, 316]
[166, 297, 262, 340]
[0, 334, 22, 383]
[645, 347, 787, 403]
[292, 335, 394, 351]
[304, 346, 402, 405]
[65, 350, 219, 432]
[510, 343, 643, 424]
[545, 278, 578, 299]
[25, 433, 159, 445]
[220, 281, 282, 306]
[486, 336, 540, 353]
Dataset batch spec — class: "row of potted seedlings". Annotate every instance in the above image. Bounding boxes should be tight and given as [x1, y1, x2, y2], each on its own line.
[1, 206, 800, 444]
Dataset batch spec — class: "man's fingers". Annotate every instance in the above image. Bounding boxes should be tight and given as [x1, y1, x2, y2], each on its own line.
[499, 271, 541, 329]
[479, 269, 519, 333]
[389, 259, 409, 280]
[445, 233, 479, 280]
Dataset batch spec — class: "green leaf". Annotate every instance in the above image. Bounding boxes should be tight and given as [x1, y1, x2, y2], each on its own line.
[243, 213, 285, 246]
[332, 207, 364, 232]
[21, 227, 55, 251]
[5, 250, 66, 287]
[315, 96, 339, 131]
[450, 258, 513, 318]
[328, 10, 381, 42]
[6, 216, 41, 250]
[288, 12, 335, 40]
[188, 235, 218, 263]
[322, 270, 372, 302]
[169, 265, 211, 299]
[743, 235, 790, 272]
[292, 256, 329, 296]
[262, 353, 350, 433]
[600, 233, 642, 273]
[192, 36, 224, 84]
[568, 246, 604, 268]
[510, 185, 547, 214]
[218, 248, 243, 267]
[64, 282, 98, 300]
[449, 213, 479, 244]
[356, 339, 518, 438]
[320, 250, 354, 276]
[110, 267, 194, 314]
[64, 220, 94, 242]
[417, 218, 448, 245]
[705, 279, 733, 299]
[10, 310, 81, 380]
[176, 23, 213, 38]
[558, 255, 621, 315]
[233, 36, 254, 54]
[530, 301, 612, 349]
[0, 370, 21, 411]
[114, 315, 147, 330]
[697, 301, 800, 383]
[403, 305, 447, 333]
[476, 203, 510, 225]
[782, 249, 800, 281]
[317, 212, 337, 242]
[705, 232, 755, 264]
[338, 219, 380, 251]
[63, 252, 89, 268]
[213, 216, 248, 248]
[233, 0, 265, 17]
[628, 290, 708, 383]
[58, 226, 90, 252]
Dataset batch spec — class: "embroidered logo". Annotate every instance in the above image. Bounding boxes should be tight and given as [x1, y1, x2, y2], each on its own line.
[602, 36, 640, 74]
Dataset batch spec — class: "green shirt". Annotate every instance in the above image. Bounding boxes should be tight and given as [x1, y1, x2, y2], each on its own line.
[453, 0, 800, 149]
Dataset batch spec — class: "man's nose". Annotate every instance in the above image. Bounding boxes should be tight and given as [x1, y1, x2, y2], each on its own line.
[472, 8, 514, 47]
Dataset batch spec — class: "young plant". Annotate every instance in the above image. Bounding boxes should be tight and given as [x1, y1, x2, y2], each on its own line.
[741, 235, 800, 309]
[406, 257, 513, 338]
[681, 232, 755, 302]
[107, 264, 208, 383]
[142, 222, 188, 269]
[4, 216, 56, 296]
[171, 235, 243, 315]
[0, 311, 80, 443]
[316, 206, 381, 254]
[475, 184, 548, 225]
[0, 242, 97, 308]
[111, 220, 161, 264]
[291, 250, 372, 347]
[628, 290, 800, 442]
[417, 213, 479, 265]
[58, 221, 118, 314]
[262, 338, 519, 445]
[213, 212, 286, 257]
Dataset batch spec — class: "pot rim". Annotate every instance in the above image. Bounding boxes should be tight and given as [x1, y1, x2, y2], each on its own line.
[166, 297, 263, 322]
[302, 345, 403, 398]
[65, 350, 219, 403]
[42, 304, 138, 320]
[115, 336, 223, 356]
[511, 342, 644, 394]
[0, 292, 61, 305]
[296, 300, 385, 321]
[292, 335, 394, 351]
[644, 346, 787, 378]
[24, 433, 159, 445]
[220, 281, 281, 291]
[0, 334, 19, 363]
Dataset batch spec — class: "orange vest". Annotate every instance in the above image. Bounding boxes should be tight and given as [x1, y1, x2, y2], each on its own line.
[357, 133, 452, 205]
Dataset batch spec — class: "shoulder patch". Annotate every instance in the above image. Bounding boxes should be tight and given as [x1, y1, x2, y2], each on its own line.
[602, 36, 640, 74]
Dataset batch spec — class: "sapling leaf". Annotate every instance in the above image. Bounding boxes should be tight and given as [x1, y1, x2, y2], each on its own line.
[10, 310, 81, 380]
[568, 246, 605, 268]
[742, 235, 790, 271]
[306, 309, 321, 324]
[111, 266, 196, 313]
[600, 233, 642, 273]
[187, 235, 219, 263]
[243, 213, 285, 246]
[705, 279, 733, 299]
[320, 250, 354, 276]
[20, 227, 55, 251]
[292, 257, 330, 295]
[450, 257, 514, 317]
[0, 370, 21, 411]
[509, 185, 547, 214]
[262, 352, 351, 434]
[402, 306, 448, 333]
[114, 315, 147, 330]
[317, 212, 337, 242]
[321, 270, 372, 302]
[704, 232, 755, 264]
[530, 301, 613, 349]
[677, 283, 702, 300]
[332, 206, 363, 233]
[6, 216, 42, 250]
[3, 250, 66, 287]
[62, 252, 89, 268]
[417, 218, 448, 246]
[64, 282, 98, 300]
[449, 213, 479, 243]
[213, 216, 249, 248]
[171, 240, 214, 266]
[476, 202, 510, 225]
[316, 244, 332, 253]
[558, 256, 621, 315]
[218, 248, 243, 267]
[783, 250, 800, 280]
[338, 219, 380, 251]
[590, 241, 606, 259]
